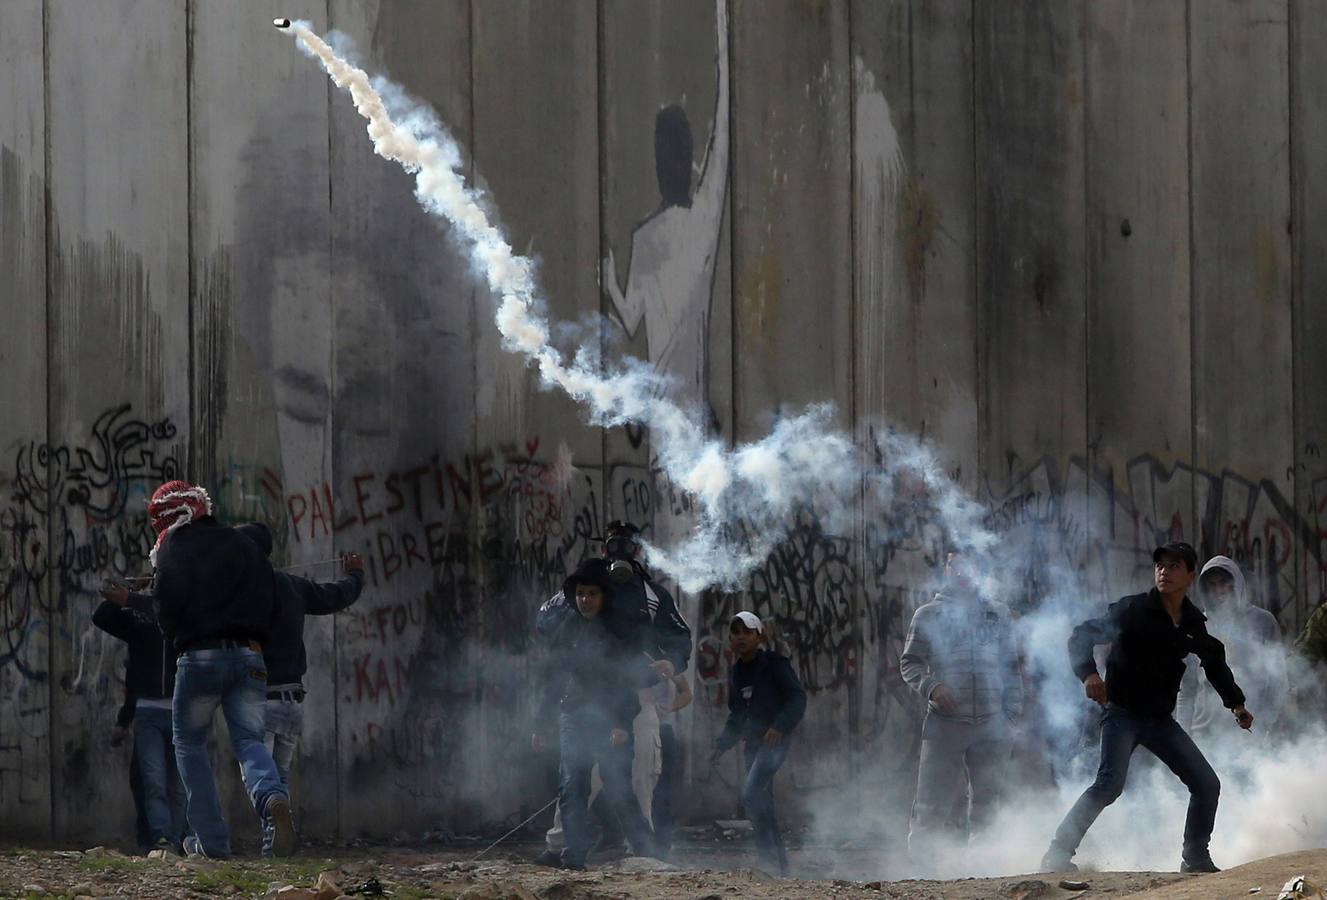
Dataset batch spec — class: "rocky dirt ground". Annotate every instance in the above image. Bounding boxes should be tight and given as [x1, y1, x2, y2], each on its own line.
[0, 841, 1323, 900]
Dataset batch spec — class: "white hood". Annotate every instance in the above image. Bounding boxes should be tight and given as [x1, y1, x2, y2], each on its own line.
[1197, 554, 1248, 609]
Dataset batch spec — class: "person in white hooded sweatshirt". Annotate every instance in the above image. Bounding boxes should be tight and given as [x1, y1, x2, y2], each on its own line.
[1176, 555, 1287, 743]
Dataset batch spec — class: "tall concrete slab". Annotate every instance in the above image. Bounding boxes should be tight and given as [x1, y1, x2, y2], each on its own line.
[45, 0, 190, 844]
[974, 1, 1088, 607]
[471, 0, 603, 825]
[1084, 0, 1193, 589]
[326, 0, 475, 835]
[599, 0, 732, 813]
[729, 0, 854, 821]
[1190, 0, 1294, 619]
[1291, 0, 1327, 632]
[190, 0, 333, 841]
[0, 0, 51, 839]
[851, 0, 979, 819]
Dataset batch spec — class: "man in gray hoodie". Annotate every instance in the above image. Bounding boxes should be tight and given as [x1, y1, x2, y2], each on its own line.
[1176, 555, 1286, 742]
[900, 553, 1024, 864]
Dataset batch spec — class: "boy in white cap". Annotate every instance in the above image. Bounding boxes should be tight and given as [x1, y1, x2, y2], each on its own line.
[710, 612, 806, 876]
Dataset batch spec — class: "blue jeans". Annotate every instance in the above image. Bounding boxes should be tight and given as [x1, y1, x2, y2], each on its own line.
[742, 738, 791, 875]
[1048, 704, 1220, 864]
[134, 705, 187, 846]
[173, 648, 287, 858]
[558, 712, 655, 868]
[260, 697, 304, 856]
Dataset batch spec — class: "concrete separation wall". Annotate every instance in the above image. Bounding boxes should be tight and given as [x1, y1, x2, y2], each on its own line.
[2, 0, 1324, 845]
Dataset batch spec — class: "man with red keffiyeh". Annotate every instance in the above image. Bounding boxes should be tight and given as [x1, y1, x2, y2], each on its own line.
[107, 479, 294, 859]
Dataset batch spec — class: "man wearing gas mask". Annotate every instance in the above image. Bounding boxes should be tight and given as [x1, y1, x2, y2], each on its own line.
[597, 520, 693, 849]
[536, 520, 692, 863]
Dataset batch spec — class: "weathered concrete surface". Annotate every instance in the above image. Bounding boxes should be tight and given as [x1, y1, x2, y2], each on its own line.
[0, 0, 50, 840]
[1083, 1, 1194, 573]
[44, 0, 190, 846]
[1190, 0, 1296, 623]
[1, 0, 1326, 846]
[1291, 0, 1327, 631]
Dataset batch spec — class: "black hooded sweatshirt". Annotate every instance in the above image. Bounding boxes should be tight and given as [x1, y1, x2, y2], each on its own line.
[539, 558, 657, 733]
[131, 516, 275, 653]
[92, 601, 176, 700]
[235, 523, 365, 687]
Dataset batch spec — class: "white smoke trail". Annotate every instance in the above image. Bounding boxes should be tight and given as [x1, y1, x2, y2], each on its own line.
[282, 25, 1327, 880]
[282, 22, 873, 592]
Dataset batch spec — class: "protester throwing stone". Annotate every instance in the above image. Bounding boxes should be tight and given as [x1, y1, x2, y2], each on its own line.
[236, 523, 366, 857]
[115, 480, 293, 859]
[1041, 541, 1253, 875]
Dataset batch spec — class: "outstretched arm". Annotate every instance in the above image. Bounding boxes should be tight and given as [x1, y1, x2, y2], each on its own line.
[694, 0, 730, 221]
[603, 246, 645, 339]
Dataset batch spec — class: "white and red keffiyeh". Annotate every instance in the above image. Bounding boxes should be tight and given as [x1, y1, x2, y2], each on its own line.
[147, 480, 212, 567]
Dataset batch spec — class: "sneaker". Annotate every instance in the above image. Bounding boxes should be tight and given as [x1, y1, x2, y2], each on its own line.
[266, 798, 297, 858]
[533, 849, 563, 867]
[147, 837, 179, 859]
[1180, 858, 1220, 874]
[182, 836, 206, 859]
[1039, 851, 1078, 873]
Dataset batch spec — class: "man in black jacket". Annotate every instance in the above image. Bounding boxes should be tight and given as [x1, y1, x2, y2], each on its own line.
[590, 521, 692, 852]
[532, 558, 659, 870]
[1040, 542, 1254, 874]
[235, 523, 365, 857]
[93, 594, 185, 852]
[119, 480, 293, 859]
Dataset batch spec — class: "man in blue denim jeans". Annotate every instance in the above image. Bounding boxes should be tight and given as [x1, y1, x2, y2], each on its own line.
[93, 590, 186, 853]
[236, 523, 365, 856]
[711, 612, 807, 876]
[123, 481, 293, 859]
[1041, 542, 1255, 875]
[532, 558, 660, 870]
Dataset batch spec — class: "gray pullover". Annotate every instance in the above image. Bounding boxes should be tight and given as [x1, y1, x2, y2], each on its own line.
[900, 592, 1024, 724]
[1176, 555, 1286, 733]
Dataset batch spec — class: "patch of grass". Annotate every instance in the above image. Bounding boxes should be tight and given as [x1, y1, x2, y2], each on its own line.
[75, 854, 153, 874]
[260, 857, 340, 881]
[191, 862, 271, 895]
[385, 884, 445, 900]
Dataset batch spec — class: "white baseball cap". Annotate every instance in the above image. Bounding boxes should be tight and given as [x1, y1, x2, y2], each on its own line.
[731, 611, 764, 634]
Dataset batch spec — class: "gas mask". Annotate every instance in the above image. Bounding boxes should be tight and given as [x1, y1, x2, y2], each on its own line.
[605, 536, 638, 583]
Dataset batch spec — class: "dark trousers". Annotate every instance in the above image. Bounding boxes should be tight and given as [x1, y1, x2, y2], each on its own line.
[1048, 704, 1220, 864]
[742, 738, 791, 875]
[558, 712, 655, 867]
[652, 724, 677, 857]
[129, 743, 151, 850]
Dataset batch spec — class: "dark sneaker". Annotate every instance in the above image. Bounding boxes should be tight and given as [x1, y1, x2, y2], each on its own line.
[1180, 858, 1220, 874]
[267, 798, 297, 858]
[533, 849, 562, 867]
